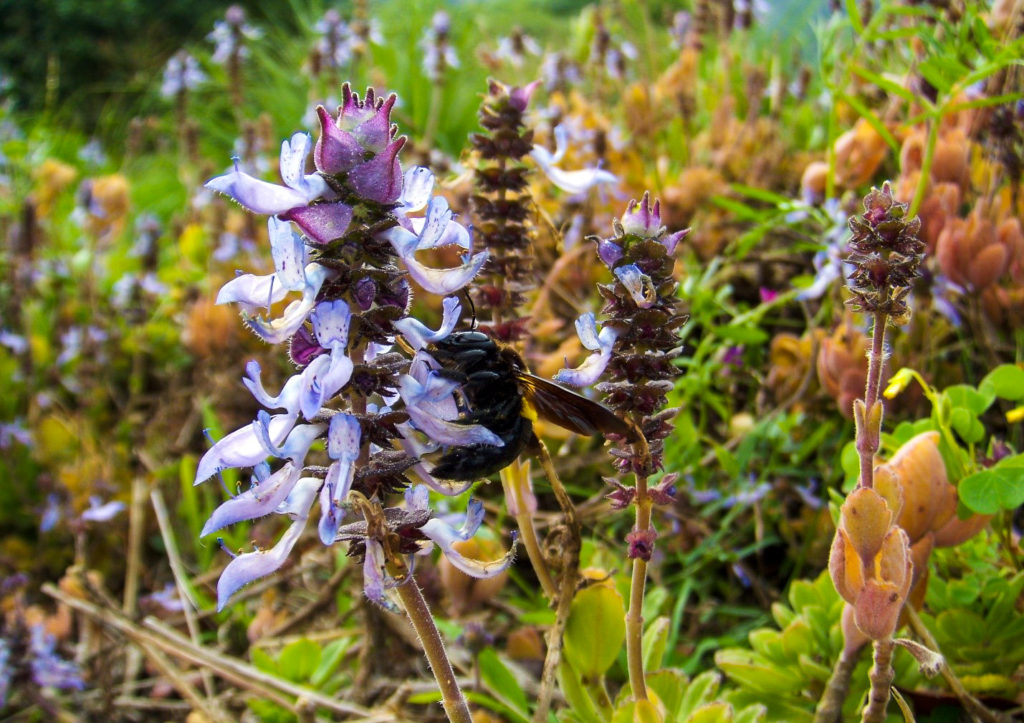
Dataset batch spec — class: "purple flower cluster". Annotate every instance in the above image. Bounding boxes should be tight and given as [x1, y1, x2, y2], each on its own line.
[200, 84, 513, 611]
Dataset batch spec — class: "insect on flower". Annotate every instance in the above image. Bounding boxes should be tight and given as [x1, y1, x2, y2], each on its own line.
[421, 330, 641, 481]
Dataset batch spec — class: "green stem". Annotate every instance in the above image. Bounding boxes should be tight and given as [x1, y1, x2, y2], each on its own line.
[908, 117, 938, 218]
[814, 642, 865, 723]
[626, 473, 651, 702]
[395, 575, 472, 723]
[500, 463, 557, 599]
[861, 637, 895, 723]
[858, 311, 888, 489]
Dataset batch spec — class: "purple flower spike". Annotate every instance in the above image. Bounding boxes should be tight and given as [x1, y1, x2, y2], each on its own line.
[394, 296, 461, 350]
[348, 137, 406, 203]
[281, 201, 354, 245]
[614, 264, 656, 309]
[621, 192, 662, 238]
[553, 312, 619, 387]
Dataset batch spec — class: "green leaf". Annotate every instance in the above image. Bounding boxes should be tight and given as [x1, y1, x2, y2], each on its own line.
[642, 616, 671, 673]
[557, 658, 603, 723]
[733, 704, 768, 723]
[713, 324, 769, 345]
[714, 649, 805, 695]
[464, 692, 532, 723]
[981, 364, 1024, 401]
[837, 92, 900, 151]
[278, 638, 321, 682]
[945, 384, 995, 415]
[478, 647, 530, 718]
[958, 459, 1024, 514]
[311, 637, 352, 688]
[678, 670, 723, 719]
[687, 703, 733, 723]
[647, 669, 688, 721]
[250, 647, 278, 675]
[563, 582, 626, 680]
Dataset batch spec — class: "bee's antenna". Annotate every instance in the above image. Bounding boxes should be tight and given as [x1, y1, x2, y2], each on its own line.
[461, 289, 478, 329]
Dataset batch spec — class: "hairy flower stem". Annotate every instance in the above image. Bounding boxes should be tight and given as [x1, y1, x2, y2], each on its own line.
[500, 462, 556, 599]
[394, 574, 472, 723]
[813, 644, 865, 723]
[626, 473, 652, 702]
[534, 442, 581, 723]
[857, 311, 889, 490]
[862, 637, 895, 723]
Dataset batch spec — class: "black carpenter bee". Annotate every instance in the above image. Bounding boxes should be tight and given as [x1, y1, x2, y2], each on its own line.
[424, 330, 640, 481]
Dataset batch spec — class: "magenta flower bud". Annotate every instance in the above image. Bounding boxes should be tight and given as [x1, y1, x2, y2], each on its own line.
[620, 191, 662, 238]
[353, 277, 377, 310]
[626, 527, 657, 561]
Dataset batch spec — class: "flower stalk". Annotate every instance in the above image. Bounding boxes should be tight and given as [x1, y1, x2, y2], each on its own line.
[556, 192, 688, 703]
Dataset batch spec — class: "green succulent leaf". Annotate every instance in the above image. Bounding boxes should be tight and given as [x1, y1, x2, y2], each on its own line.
[478, 647, 530, 718]
[564, 583, 627, 680]
[642, 616, 671, 673]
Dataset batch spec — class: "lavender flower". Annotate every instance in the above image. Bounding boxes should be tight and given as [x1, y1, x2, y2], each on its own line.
[198, 84, 512, 610]
[421, 10, 458, 82]
[160, 51, 206, 99]
[208, 5, 261, 65]
[529, 124, 618, 196]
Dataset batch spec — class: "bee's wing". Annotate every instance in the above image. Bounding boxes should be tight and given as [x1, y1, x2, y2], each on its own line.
[518, 373, 641, 443]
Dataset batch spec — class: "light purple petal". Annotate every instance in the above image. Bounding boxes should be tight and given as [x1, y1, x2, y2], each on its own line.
[614, 264, 656, 308]
[393, 297, 461, 350]
[404, 484, 430, 513]
[406, 405, 504, 447]
[216, 517, 306, 610]
[245, 264, 331, 344]
[243, 361, 304, 415]
[362, 538, 400, 612]
[420, 516, 516, 579]
[216, 272, 287, 311]
[537, 164, 619, 195]
[328, 413, 362, 460]
[279, 132, 329, 200]
[201, 462, 301, 536]
[268, 217, 307, 291]
[195, 413, 296, 484]
[205, 167, 309, 216]
[312, 300, 352, 348]
[415, 197, 470, 250]
[399, 167, 435, 213]
[81, 497, 126, 522]
[401, 250, 488, 295]
[276, 476, 322, 518]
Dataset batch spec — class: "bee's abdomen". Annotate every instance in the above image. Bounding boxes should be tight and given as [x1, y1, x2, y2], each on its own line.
[430, 415, 533, 481]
